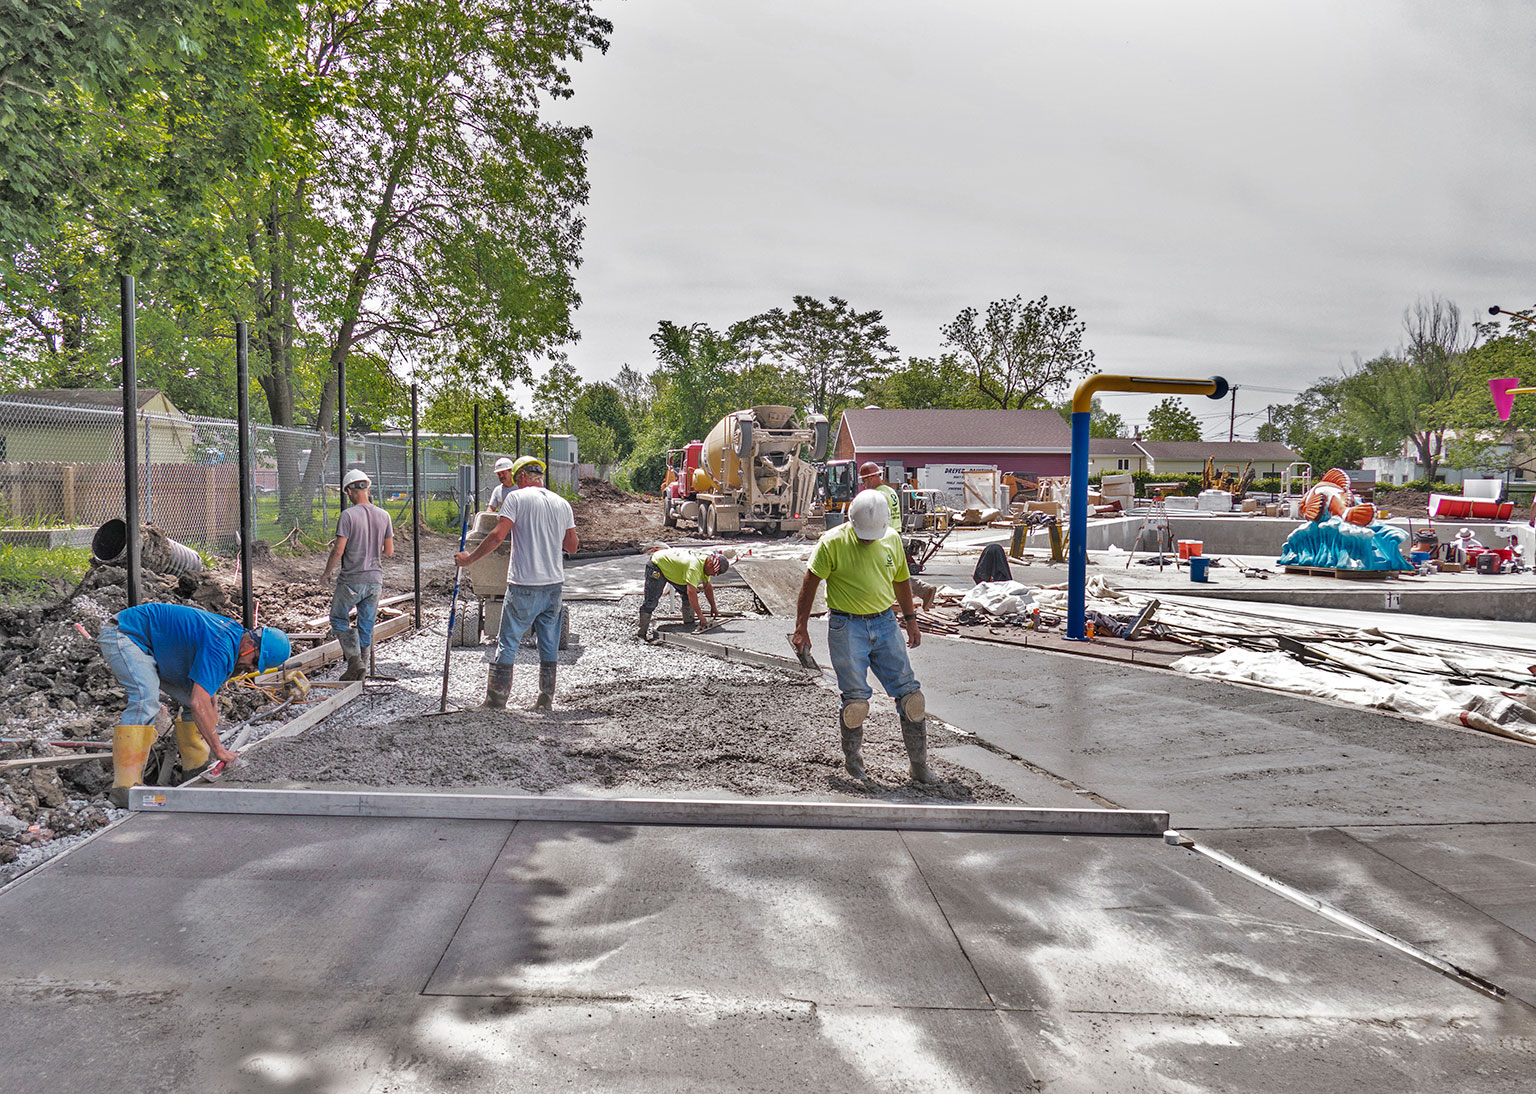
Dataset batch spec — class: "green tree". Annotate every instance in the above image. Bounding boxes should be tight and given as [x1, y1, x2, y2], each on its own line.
[250, 0, 610, 522]
[1442, 310, 1536, 475]
[737, 295, 898, 416]
[862, 354, 988, 409]
[572, 382, 633, 459]
[1256, 379, 1364, 472]
[1338, 297, 1476, 482]
[1145, 397, 1202, 441]
[1054, 396, 1126, 438]
[940, 294, 1095, 410]
[647, 320, 744, 447]
[532, 358, 582, 431]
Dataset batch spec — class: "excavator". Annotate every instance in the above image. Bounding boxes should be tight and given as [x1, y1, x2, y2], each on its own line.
[1202, 457, 1255, 500]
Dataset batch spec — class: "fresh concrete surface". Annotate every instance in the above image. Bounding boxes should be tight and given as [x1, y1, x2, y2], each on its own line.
[7, 553, 1536, 1090]
[3, 813, 1532, 1093]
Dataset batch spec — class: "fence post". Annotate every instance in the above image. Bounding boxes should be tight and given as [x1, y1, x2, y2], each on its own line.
[412, 383, 422, 629]
[120, 274, 141, 606]
[236, 320, 255, 629]
[337, 351, 348, 512]
[543, 428, 549, 472]
[472, 402, 481, 511]
[141, 413, 152, 524]
[515, 417, 521, 458]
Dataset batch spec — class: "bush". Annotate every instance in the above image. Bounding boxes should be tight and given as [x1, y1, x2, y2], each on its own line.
[625, 450, 670, 494]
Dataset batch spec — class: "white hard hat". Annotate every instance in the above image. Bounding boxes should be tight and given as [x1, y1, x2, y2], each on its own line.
[849, 489, 890, 539]
[494, 456, 515, 473]
[1458, 527, 1472, 537]
[343, 468, 370, 489]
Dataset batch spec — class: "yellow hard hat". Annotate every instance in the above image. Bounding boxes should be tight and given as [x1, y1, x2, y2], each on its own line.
[510, 456, 545, 476]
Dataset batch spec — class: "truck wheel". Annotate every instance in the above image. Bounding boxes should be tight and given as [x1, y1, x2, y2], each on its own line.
[700, 503, 715, 538]
[662, 497, 677, 528]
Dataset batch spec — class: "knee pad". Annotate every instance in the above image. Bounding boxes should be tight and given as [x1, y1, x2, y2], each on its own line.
[897, 690, 926, 723]
[840, 700, 869, 730]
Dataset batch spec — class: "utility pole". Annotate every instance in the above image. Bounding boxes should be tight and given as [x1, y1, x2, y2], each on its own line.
[1228, 385, 1239, 442]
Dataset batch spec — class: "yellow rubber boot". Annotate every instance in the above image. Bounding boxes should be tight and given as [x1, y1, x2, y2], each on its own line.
[174, 718, 210, 774]
[109, 724, 157, 808]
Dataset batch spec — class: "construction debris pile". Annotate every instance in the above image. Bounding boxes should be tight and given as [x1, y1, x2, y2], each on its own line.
[0, 555, 332, 876]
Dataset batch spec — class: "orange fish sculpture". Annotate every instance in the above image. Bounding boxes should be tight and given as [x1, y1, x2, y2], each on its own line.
[1298, 468, 1375, 525]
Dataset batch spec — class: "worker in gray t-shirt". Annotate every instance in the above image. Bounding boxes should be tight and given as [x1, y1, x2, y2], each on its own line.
[322, 468, 395, 680]
[486, 456, 517, 512]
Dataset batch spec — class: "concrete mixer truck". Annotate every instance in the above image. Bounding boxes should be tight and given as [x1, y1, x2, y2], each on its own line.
[662, 406, 829, 536]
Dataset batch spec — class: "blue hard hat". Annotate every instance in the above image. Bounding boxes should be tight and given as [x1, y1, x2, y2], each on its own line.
[257, 627, 291, 673]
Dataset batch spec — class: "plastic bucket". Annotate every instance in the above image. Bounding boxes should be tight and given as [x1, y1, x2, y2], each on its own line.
[91, 519, 204, 575]
[1189, 556, 1211, 582]
[1187, 540, 1203, 557]
[1177, 540, 1191, 559]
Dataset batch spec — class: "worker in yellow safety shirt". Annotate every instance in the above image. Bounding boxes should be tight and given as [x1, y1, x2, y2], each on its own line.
[636, 548, 728, 640]
[791, 489, 933, 785]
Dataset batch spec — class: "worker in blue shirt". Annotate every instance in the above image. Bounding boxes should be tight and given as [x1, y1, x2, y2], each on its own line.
[97, 603, 291, 806]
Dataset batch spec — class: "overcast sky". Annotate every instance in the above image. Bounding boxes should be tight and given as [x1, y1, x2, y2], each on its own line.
[543, 0, 1536, 438]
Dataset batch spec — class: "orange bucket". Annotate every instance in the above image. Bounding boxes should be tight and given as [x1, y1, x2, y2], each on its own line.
[1177, 540, 1191, 559]
[1187, 540, 1203, 557]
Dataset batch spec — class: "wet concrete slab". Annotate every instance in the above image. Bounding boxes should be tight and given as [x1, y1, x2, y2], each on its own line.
[905, 635, 1536, 827]
[1198, 824, 1536, 1008]
[3, 811, 1532, 1093]
[0, 814, 509, 992]
[427, 822, 994, 1007]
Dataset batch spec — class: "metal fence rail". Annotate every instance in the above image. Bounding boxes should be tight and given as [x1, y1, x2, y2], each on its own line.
[0, 396, 565, 552]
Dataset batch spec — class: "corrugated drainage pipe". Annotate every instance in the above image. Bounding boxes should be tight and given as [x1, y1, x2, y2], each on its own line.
[92, 519, 205, 575]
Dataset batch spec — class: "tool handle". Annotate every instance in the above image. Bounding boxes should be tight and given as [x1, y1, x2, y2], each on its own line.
[439, 511, 471, 712]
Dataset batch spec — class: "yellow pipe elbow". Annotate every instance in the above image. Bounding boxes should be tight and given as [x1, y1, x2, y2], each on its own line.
[1071, 374, 1227, 414]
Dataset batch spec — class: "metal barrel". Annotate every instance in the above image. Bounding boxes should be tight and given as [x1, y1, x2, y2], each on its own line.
[91, 519, 205, 575]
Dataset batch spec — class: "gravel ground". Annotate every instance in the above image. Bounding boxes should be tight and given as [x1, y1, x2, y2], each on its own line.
[227, 592, 1022, 804]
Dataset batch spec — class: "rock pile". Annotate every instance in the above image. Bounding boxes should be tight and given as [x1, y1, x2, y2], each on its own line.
[0, 559, 257, 875]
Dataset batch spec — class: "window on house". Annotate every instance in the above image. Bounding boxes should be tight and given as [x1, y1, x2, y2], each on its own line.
[1116, 458, 1130, 470]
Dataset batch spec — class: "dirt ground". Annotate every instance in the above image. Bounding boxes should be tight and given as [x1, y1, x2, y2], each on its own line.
[228, 595, 1018, 804]
[570, 476, 686, 552]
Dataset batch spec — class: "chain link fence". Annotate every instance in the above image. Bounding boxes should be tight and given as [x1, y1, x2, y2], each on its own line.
[0, 393, 576, 554]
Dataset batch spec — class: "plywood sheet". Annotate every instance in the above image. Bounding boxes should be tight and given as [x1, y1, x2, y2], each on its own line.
[734, 557, 826, 617]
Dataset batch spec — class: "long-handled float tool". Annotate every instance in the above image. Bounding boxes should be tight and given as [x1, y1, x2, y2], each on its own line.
[439, 511, 471, 713]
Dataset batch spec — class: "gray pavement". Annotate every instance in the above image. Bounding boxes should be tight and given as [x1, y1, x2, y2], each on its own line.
[5, 555, 1536, 1090]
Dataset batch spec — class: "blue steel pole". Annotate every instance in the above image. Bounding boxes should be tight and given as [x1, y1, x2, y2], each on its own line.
[1067, 409, 1090, 640]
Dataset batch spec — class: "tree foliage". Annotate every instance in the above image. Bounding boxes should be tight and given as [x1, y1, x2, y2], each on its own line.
[863, 354, 989, 410]
[940, 294, 1094, 410]
[1054, 396, 1126, 439]
[1336, 298, 1476, 482]
[737, 294, 898, 416]
[1144, 398, 1202, 442]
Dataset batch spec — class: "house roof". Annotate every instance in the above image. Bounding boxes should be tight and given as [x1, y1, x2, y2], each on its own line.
[0, 388, 176, 428]
[840, 408, 1072, 453]
[1089, 438, 1144, 456]
[3, 388, 163, 410]
[1135, 441, 1299, 462]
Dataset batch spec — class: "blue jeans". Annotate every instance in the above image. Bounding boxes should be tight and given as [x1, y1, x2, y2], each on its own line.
[826, 608, 920, 706]
[492, 583, 564, 664]
[331, 580, 383, 655]
[99, 621, 191, 725]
